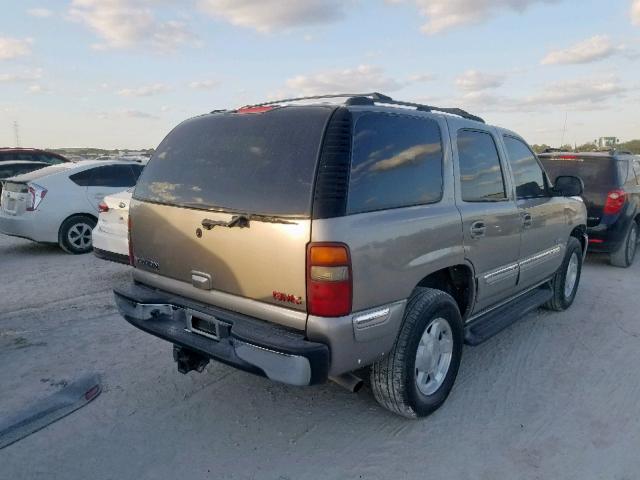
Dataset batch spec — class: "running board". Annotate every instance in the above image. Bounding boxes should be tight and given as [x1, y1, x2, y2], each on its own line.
[464, 285, 553, 346]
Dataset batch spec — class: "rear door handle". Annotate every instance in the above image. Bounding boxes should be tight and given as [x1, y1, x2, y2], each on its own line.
[522, 213, 532, 228]
[470, 221, 486, 238]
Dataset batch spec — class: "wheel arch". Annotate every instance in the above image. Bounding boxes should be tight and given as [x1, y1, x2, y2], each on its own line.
[414, 263, 475, 320]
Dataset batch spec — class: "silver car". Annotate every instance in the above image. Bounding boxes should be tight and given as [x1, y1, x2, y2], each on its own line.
[114, 93, 587, 418]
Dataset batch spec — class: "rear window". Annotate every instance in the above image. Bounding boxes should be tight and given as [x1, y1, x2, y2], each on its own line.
[8, 164, 70, 182]
[347, 113, 443, 214]
[540, 156, 619, 190]
[134, 107, 334, 217]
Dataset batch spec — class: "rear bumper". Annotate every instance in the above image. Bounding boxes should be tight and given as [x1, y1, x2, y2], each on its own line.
[94, 247, 129, 265]
[0, 211, 56, 243]
[114, 282, 330, 386]
[92, 225, 128, 257]
[587, 222, 628, 253]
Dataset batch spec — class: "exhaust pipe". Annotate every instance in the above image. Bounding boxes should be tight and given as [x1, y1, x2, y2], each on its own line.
[329, 373, 364, 393]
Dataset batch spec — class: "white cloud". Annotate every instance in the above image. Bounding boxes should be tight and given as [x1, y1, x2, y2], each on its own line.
[541, 35, 621, 65]
[455, 70, 505, 91]
[198, 0, 346, 32]
[0, 69, 43, 83]
[27, 8, 53, 18]
[632, 0, 640, 25]
[27, 84, 47, 94]
[286, 65, 403, 95]
[116, 83, 170, 97]
[68, 0, 198, 51]
[188, 79, 219, 90]
[407, 73, 436, 83]
[389, 0, 559, 34]
[0, 37, 33, 60]
[522, 76, 626, 107]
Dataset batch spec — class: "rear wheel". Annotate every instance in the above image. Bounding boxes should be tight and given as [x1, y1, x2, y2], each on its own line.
[370, 288, 463, 418]
[544, 236, 583, 311]
[59, 215, 97, 254]
[610, 221, 638, 268]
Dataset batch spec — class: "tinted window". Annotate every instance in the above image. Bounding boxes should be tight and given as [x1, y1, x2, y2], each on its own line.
[90, 165, 137, 187]
[135, 107, 333, 216]
[69, 169, 92, 186]
[0, 152, 36, 162]
[457, 130, 506, 202]
[129, 164, 144, 182]
[0, 163, 46, 178]
[347, 113, 443, 214]
[40, 154, 66, 165]
[540, 156, 617, 190]
[504, 136, 547, 198]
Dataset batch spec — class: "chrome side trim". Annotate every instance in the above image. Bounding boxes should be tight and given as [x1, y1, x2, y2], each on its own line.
[483, 263, 519, 286]
[519, 245, 562, 271]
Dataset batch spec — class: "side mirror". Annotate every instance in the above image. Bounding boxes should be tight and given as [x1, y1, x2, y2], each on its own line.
[553, 175, 583, 197]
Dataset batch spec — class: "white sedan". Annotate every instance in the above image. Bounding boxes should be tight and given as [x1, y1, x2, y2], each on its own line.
[92, 189, 132, 264]
[0, 160, 143, 254]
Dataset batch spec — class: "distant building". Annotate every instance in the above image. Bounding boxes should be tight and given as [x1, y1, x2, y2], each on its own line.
[597, 137, 618, 148]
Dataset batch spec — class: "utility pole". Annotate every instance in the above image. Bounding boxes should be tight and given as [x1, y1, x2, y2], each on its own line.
[559, 112, 567, 148]
[13, 120, 21, 147]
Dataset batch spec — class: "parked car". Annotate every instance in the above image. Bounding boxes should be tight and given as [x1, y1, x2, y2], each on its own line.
[114, 93, 587, 418]
[0, 160, 143, 253]
[0, 160, 49, 195]
[0, 147, 70, 164]
[93, 188, 132, 264]
[540, 150, 640, 267]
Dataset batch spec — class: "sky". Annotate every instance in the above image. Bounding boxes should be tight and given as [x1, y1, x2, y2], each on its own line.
[0, 0, 639, 149]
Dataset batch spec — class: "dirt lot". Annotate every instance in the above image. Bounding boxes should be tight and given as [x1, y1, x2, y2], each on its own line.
[1, 234, 639, 480]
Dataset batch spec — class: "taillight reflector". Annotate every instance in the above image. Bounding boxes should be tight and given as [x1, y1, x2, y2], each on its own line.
[307, 243, 352, 317]
[603, 189, 626, 215]
[98, 202, 109, 213]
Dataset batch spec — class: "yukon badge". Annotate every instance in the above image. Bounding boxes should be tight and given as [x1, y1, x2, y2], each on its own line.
[272, 291, 303, 305]
[136, 256, 160, 270]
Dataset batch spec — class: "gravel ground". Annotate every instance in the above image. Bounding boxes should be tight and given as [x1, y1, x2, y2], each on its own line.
[1, 234, 639, 480]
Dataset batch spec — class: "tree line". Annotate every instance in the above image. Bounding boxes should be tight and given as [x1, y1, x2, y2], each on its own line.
[532, 140, 640, 155]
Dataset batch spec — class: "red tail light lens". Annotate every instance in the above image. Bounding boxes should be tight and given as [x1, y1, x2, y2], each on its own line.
[307, 243, 352, 317]
[128, 215, 134, 266]
[98, 202, 109, 213]
[26, 183, 47, 211]
[603, 189, 626, 215]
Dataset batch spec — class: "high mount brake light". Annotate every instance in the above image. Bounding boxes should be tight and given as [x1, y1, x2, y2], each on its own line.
[236, 106, 278, 114]
[26, 183, 47, 211]
[603, 189, 626, 215]
[306, 243, 352, 317]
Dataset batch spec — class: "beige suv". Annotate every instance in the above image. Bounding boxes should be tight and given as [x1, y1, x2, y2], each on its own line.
[114, 93, 587, 418]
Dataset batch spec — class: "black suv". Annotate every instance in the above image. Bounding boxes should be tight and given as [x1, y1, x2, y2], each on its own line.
[540, 151, 640, 267]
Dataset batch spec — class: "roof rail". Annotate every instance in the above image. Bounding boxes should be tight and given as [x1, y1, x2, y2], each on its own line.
[237, 92, 485, 123]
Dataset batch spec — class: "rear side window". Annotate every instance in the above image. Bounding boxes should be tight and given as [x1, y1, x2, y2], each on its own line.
[135, 107, 333, 216]
[347, 113, 443, 214]
[70, 165, 138, 187]
[503, 136, 547, 199]
[457, 130, 506, 202]
[0, 163, 45, 178]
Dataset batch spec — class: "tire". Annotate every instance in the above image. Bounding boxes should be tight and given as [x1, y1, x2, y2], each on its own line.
[543, 236, 583, 311]
[610, 221, 638, 268]
[59, 215, 97, 254]
[370, 288, 463, 418]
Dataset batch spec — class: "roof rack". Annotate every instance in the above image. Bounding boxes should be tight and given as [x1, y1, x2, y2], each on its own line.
[236, 92, 485, 123]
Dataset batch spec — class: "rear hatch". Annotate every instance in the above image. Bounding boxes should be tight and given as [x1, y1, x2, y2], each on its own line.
[98, 189, 132, 236]
[540, 154, 622, 226]
[131, 106, 336, 311]
[1, 181, 29, 215]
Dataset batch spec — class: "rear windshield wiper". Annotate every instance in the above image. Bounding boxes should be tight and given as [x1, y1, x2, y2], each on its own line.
[201, 214, 297, 230]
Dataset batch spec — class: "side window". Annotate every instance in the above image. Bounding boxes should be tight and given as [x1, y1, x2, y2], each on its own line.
[503, 136, 547, 199]
[457, 130, 506, 202]
[40, 154, 65, 165]
[89, 165, 137, 188]
[347, 113, 443, 214]
[69, 169, 92, 186]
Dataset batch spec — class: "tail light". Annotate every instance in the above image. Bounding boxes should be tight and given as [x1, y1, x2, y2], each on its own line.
[128, 215, 134, 266]
[98, 202, 109, 213]
[306, 243, 352, 317]
[26, 183, 47, 211]
[604, 189, 626, 215]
